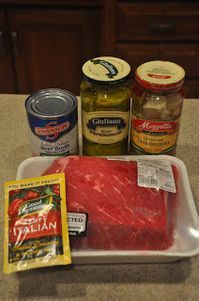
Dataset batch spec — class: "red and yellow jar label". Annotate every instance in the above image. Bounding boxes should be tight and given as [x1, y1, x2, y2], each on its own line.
[131, 116, 180, 154]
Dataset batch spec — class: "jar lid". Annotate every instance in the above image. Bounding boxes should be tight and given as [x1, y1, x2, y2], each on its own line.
[82, 56, 131, 84]
[135, 61, 185, 92]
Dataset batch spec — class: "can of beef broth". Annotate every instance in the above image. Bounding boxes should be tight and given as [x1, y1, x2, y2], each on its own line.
[25, 88, 78, 156]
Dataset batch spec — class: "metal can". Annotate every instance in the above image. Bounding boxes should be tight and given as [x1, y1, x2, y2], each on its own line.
[80, 56, 132, 156]
[130, 60, 185, 155]
[25, 88, 78, 156]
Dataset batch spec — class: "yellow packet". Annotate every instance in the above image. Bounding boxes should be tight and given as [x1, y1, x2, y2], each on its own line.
[4, 173, 71, 274]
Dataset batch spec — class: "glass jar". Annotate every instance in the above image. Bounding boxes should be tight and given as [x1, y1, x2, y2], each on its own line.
[130, 60, 185, 155]
[80, 56, 132, 156]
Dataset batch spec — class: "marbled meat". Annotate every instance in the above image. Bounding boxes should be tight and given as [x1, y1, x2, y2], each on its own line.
[44, 156, 177, 250]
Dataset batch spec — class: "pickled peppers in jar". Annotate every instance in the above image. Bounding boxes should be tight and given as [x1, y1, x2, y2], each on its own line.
[80, 57, 132, 156]
[130, 60, 185, 155]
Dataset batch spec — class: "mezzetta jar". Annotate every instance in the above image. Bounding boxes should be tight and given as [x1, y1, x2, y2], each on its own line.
[80, 56, 132, 156]
[130, 60, 185, 155]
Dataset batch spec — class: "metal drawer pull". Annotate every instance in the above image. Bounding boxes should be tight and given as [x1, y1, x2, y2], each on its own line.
[12, 31, 20, 56]
[0, 30, 6, 56]
[150, 22, 176, 34]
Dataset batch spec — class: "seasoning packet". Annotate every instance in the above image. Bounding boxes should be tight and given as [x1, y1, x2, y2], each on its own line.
[4, 173, 71, 274]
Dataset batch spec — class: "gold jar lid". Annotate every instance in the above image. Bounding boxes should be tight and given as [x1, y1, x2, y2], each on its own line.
[82, 56, 131, 84]
[136, 60, 185, 91]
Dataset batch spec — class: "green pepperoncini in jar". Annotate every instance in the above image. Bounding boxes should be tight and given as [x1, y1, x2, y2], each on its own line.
[80, 56, 132, 156]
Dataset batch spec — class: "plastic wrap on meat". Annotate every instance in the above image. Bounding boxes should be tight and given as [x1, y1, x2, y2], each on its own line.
[44, 156, 177, 250]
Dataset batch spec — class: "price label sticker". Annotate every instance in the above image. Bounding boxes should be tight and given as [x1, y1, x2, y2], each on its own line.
[137, 159, 176, 193]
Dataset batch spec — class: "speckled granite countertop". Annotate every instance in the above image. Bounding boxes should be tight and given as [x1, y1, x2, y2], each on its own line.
[0, 95, 199, 301]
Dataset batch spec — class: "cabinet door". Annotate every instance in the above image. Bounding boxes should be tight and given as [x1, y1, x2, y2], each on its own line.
[0, 11, 17, 93]
[8, 9, 100, 95]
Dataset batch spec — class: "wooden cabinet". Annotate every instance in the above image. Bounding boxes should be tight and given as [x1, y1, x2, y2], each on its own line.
[103, 1, 199, 98]
[7, 9, 100, 95]
[0, 10, 16, 93]
[0, 0, 199, 97]
[0, 1, 101, 94]
[117, 2, 199, 43]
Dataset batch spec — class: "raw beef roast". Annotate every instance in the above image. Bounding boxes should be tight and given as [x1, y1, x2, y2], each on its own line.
[44, 156, 177, 250]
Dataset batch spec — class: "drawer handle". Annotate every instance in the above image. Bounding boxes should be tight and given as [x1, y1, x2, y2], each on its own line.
[0, 30, 6, 56]
[150, 22, 176, 34]
[12, 31, 20, 56]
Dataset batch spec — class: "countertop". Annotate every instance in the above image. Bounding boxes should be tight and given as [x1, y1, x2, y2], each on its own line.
[0, 95, 199, 301]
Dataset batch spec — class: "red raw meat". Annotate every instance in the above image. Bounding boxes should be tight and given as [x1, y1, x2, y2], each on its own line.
[44, 156, 177, 250]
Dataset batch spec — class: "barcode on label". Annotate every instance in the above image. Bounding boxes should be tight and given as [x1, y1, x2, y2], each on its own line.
[139, 176, 158, 187]
[69, 225, 83, 230]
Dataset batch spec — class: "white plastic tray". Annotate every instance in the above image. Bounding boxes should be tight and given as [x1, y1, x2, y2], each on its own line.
[16, 155, 199, 263]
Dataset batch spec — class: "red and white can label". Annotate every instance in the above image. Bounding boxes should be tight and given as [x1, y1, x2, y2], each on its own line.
[27, 115, 78, 156]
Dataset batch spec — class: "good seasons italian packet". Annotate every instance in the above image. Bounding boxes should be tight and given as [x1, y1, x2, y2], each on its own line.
[4, 173, 71, 274]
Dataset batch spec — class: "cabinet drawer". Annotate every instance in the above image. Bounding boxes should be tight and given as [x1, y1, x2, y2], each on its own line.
[117, 3, 199, 42]
[117, 43, 199, 79]
[184, 79, 199, 98]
